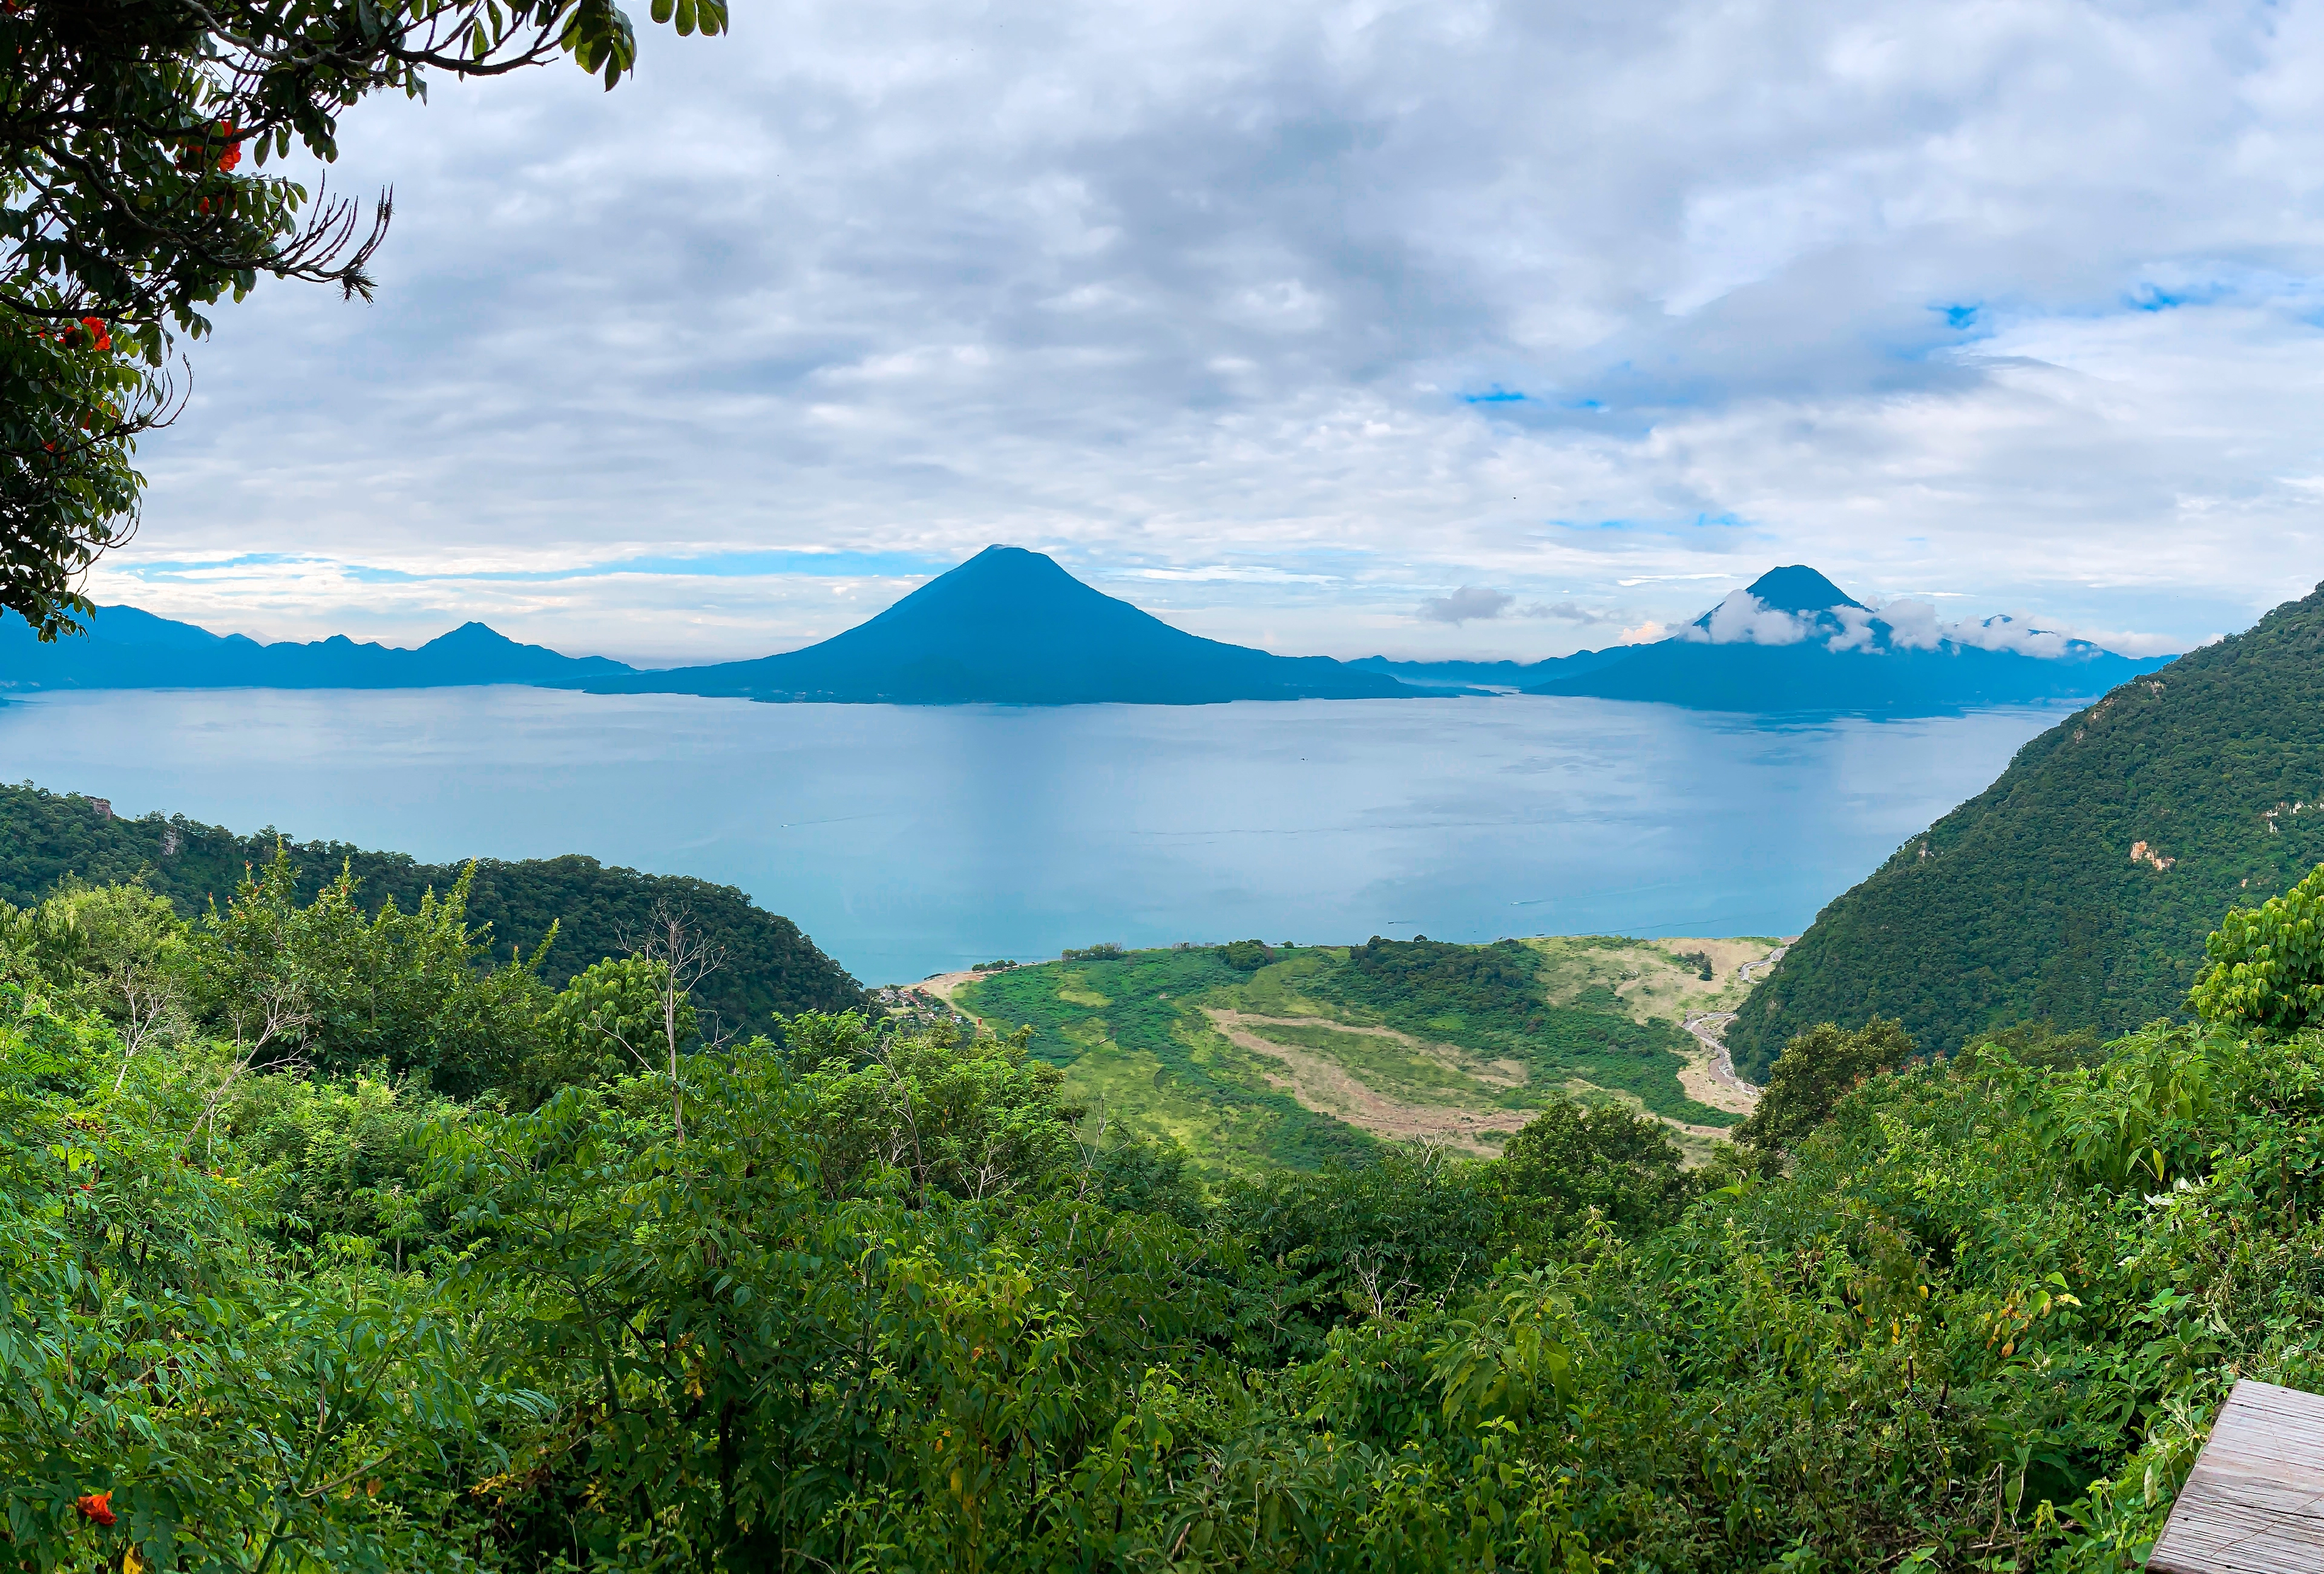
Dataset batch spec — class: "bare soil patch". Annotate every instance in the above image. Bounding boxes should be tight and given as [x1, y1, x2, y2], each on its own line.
[1201, 1007, 1530, 1151]
[1207, 1010, 1528, 1088]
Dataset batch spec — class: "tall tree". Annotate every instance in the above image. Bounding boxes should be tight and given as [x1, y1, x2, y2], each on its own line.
[0, 0, 726, 636]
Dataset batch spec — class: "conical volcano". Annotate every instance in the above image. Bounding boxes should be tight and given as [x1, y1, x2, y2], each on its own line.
[1736, 565, 1865, 617]
[1528, 565, 2169, 714]
[601, 546, 1412, 705]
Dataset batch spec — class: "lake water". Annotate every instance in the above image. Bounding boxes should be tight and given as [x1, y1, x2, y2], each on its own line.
[0, 687, 2063, 984]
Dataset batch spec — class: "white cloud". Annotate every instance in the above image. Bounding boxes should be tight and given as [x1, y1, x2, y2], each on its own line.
[1419, 585, 1515, 624]
[1521, 599, 1625, 625]
[1826, 604, 1876, 653]
[1687, 590, 1813, 646]
[1949, 613, 2075, 658]
[84, 0, 2324, 659]
[1876, 599, 1944, 652]
[1122, 565, 1339, 584]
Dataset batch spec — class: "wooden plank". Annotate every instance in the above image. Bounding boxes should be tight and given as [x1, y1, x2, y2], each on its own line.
[2149, 1380, 2324, 1573]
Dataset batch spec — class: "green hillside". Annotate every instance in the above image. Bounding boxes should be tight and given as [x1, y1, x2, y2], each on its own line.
[9, 854, 2320, 1569]
[0, 782, 866, 1032]
[1727, 579, 2324, 1078]
[953, 935, 1758, 1176]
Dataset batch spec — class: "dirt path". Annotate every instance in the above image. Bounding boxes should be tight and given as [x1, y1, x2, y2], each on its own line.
[1206, 1010, 1526, 1087]
[1677, 944, 1786, 1111]
[1200, 1007, 1531, 1150]
[1680, 1013, 1757, 1110]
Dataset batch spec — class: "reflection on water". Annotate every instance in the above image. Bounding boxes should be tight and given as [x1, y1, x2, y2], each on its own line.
[0, 687, 2063, 984]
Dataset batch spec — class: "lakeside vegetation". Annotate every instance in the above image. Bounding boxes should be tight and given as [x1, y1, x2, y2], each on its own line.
[954, 935, 1764, 1177]
[11, 846, 2324, 1567]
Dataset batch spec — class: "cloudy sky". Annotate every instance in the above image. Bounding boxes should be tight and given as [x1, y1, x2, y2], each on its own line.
[91, 0, 2324, 664]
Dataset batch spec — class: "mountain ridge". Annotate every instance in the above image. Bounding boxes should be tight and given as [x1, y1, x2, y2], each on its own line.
[0, 605, 634, 691]
[4, 554, 2171, 713]
[1722, 578, 2324, 1077]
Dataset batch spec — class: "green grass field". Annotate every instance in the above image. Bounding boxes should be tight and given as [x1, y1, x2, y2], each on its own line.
[953, 934, 1776, 1177]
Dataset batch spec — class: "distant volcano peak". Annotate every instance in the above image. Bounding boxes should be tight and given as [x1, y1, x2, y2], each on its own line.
[946, 544, 1074, 586]
[601, 544, 1411, 705]
[1742, 565, 1865, 616]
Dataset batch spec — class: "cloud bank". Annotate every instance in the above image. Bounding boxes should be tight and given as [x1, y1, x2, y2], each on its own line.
[80, 0, 2324, 661]
[1679, 591, 2129, 657]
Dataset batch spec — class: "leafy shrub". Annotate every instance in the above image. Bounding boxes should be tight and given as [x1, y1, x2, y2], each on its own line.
[19, 873, 2324, 1569]
[1734, 1015, 1914, 1157]
[2191, 861, 2324, 1038]
[1495, 1095, 1696, 1240]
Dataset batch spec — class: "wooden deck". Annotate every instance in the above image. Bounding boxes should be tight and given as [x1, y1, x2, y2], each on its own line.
[2148, 1380, 2324, 1573]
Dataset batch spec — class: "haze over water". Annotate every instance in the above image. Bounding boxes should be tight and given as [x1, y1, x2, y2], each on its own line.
[1, 688, 2061, 984]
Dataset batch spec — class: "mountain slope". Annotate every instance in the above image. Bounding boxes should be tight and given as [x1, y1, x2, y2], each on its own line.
[1526, 565, 2169, 714]
[593, 545, 1412, 704]
[1528, 637, 2165, 713]
[0, 606, 634, 690]
[1724, 581, 2324, 1078]
[0, 783, 866, 1031]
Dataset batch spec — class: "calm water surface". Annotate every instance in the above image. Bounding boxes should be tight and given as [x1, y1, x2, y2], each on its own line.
[0, 688, 2062, 983]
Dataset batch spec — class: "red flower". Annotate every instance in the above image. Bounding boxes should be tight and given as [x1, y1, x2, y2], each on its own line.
[215, 120, 241, 173]
[78, 316, 110, 352]
[74, 1490, 114, 1526]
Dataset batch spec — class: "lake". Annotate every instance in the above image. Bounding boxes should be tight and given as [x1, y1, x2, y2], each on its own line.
[0, 687, 2063, 984]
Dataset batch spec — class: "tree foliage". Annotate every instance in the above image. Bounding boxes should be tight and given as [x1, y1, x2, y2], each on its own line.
[1495, 1095, 1696, 1240]
[9, 874, 2324, 1570]
[1735, 1016, 1915, 1157]
[0, 782, 868, 1030]
[2189, 861, 2324, 1039]
[0, 0, 726, 634]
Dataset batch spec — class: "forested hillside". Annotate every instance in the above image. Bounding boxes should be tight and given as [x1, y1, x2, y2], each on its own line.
[0, 783, 865, 1031]
[10, 859, 2324, 1568]
[1727, 580, 2324, 1078]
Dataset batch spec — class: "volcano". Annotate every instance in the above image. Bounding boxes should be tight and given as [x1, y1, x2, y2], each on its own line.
[598, 546, 1414, 705]
[1523, 565, 2171, 713]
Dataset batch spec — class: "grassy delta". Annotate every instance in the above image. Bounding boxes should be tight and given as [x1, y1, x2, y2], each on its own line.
[953, 934, 1779, 1176]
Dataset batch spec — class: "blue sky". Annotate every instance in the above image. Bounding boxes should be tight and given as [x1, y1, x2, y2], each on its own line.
[90, 0, 2324, 664]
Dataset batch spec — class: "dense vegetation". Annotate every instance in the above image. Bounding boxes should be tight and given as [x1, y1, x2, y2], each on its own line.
[1315, 938, 1718, 1121]
[0, 783, 865, 1032]
[11, 862, 2324, 1569]
[1728, 579, 2324, 1078]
